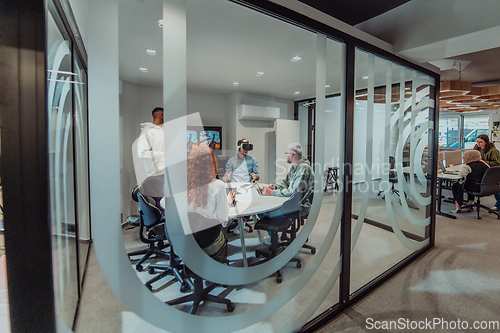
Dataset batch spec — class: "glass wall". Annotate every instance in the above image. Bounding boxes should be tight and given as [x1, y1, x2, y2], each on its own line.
[0, 0, 437, 331]
[350, 48, 435, 293]
[47, 3, 90, 329]
[439, 114, 490, 149]
[463, 115, 489, 149]
[439, 116, 460, 148]
[109, 1, 345, 331]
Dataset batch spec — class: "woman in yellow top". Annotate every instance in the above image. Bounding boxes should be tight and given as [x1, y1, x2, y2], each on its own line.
[474, 134, 500, 209]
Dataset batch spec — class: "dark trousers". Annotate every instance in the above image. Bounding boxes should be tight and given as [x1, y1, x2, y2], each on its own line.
[451, 182, 475, 206]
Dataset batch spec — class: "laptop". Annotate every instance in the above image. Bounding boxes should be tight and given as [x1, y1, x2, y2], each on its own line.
[438, 160, 459, 174]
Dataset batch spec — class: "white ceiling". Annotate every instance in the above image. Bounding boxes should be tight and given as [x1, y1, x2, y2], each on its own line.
[118, 0, 345, 101]
[117, 0, 500, 101]
[355, 0, 500, 85]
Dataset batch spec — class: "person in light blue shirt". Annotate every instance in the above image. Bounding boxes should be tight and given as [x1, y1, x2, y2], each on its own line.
[223, 139, 260, 183]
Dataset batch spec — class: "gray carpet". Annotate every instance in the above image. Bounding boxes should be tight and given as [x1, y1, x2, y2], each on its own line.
[318, 194, 500, 332]
[74, 188, 500, 332]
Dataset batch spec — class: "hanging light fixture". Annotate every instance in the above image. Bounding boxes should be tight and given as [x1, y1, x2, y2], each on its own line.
[439, 60, 500, 112]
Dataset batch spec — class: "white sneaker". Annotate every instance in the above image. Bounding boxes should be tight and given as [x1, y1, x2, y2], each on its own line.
[491, 206, 499, 211]
[262, 236, 272, 245]
[232, 227, 240, 235]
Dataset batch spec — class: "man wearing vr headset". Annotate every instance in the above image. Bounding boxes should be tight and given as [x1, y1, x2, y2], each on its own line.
[223, 139, 260, 183]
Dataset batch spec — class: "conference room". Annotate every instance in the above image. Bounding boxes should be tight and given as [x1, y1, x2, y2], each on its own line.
[41, 0, 438, 331]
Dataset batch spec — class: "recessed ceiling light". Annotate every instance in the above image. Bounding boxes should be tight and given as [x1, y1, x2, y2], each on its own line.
[256, 72, 264, 76]
[233, 82, 239, 86]
[362, 76, 369, 79]
[325, 84, 331, 88]
[294, 91, 300, 95]
[291, 56, 301, 62]
[146, 49, 156, 56]
[139, 67, 148, 72]
[157, 18, 164, 28]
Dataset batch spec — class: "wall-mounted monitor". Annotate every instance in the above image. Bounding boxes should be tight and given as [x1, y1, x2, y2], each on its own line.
[187, 126, 222, 154]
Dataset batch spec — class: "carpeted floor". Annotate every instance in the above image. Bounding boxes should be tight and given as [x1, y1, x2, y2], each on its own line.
[74, 190, 500, 332]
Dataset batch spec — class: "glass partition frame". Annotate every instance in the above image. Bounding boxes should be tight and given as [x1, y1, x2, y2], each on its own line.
[0, 0, 439, 332]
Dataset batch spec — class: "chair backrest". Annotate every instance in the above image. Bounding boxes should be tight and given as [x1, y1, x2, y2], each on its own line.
[139, 175, 164, 199]
[138, 192, 163, 227]
[474, 166, 500, 197]
[281, 187, 303, 217]
[131, 185, 140, 202]
[444, 150, 462, 167]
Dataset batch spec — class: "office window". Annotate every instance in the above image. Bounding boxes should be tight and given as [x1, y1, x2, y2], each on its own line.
[463, 115, 489, 149]
[439, 117, 460, 148]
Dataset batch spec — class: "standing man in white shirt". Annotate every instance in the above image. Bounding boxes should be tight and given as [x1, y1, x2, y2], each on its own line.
[134, 107, 165, 201]
[223, 139, 260, 183]
[137, 107, 165, 178]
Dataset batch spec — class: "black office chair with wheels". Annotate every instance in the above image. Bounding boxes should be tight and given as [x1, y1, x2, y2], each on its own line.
[165, 213, 234, 314]
[128, 192, 169, 272]
[126, 186, 140, 229]
[378, 156, 399, 199]
[254, 190, 302, 283]
[463, 166, 500, 219]
[282, 184, 316, 255]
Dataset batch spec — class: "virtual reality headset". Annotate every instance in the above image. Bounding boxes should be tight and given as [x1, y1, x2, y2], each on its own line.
[241, 143, 253, 151]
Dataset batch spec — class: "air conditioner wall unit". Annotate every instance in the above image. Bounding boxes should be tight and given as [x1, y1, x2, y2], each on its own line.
[238, 104, 280, 121]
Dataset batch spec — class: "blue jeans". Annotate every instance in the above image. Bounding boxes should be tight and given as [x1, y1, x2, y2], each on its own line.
[494, 193, 500, 208]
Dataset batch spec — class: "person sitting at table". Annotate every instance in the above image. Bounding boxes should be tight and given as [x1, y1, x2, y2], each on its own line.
[261, 143, 314, 217]
[223, 139, 260, 183]
[473, 134, 500, 210]
[451, 150, 489, 213]
[187, 145, 235, 262]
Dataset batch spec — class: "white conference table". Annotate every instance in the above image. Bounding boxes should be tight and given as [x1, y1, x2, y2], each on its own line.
[227, 182, 288, 267]
[159, 182, 288, 267]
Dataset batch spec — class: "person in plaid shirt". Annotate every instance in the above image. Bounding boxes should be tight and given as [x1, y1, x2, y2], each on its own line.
[262, 143, 314, 217]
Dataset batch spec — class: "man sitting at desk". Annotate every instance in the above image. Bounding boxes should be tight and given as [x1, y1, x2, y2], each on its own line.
[223, 139, 260, 183]
[262, 143, 314, 216]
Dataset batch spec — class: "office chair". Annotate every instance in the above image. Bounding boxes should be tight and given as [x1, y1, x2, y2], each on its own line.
[323, 166, 339, 192]
[463, 166, 500, 219]
[165, 213, 235, 314]
[128, 192, 169, 272]
[282, 184, 316, 255]
[254, 190, 303, 283]
[378, 156, 399, 199]
[126, 186, 140, 229]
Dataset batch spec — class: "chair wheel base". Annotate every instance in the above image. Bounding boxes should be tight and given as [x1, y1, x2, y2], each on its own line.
[311, 248, 316, 254]
[136, 264, 143, 272]
[227, 303, 235, 312]
[148, 267, 155, 274]
[180, 284, 190, 293]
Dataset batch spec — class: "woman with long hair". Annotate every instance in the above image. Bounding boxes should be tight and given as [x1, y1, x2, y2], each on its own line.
[187, 145, 234, 262]
[474, 134, 500, 166]
[452, 150, 489, 213]
[474, 134, 500, 210]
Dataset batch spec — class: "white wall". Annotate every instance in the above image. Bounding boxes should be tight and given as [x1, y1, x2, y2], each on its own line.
[119, 83, 231, 220]
[225, 92, 294, 184]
